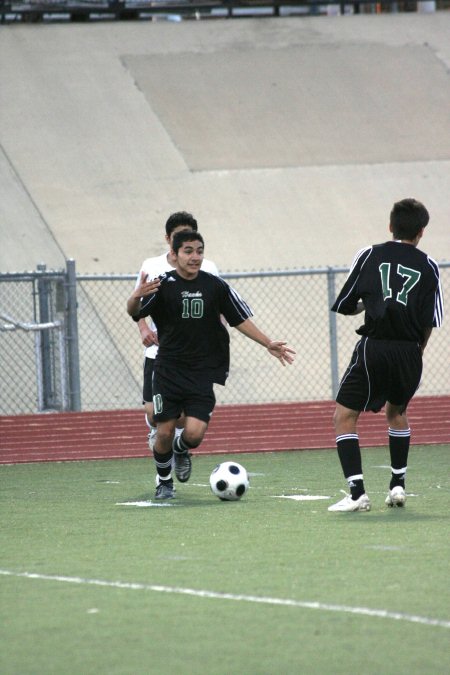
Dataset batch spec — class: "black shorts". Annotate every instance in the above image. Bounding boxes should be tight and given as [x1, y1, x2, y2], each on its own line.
[142, 357, 154, 404]
[336, 337, 422, 414]
[152, 365, 216, 424]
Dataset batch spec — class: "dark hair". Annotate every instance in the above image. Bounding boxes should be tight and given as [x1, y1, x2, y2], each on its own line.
[390, 198, 429, 240]
[172, 230, 204, 254]
[165, 211, 198, 237]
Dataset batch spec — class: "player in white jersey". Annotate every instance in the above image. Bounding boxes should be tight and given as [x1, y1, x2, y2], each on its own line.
[135, 212, 219, 452]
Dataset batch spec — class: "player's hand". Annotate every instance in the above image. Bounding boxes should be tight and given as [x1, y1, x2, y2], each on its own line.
[134, 271, 161, 298]
[140, 325, 159, 347]
[267, 341, 296, 366]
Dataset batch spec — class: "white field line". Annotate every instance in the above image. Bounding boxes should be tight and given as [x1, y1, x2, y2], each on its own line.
[1, 569, 449, 629]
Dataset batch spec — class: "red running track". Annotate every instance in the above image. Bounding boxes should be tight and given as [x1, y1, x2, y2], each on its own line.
[1, 396, 449, 465]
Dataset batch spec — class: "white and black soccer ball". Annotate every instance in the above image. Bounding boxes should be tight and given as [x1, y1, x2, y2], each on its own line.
[209, 461, 249, 501]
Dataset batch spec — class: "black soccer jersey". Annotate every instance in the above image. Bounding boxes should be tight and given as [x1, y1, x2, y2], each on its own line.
[331, 241, 443, 343]
[132, 270, 253, 385]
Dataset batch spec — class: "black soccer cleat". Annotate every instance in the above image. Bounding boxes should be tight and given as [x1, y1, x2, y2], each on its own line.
[173, 450, 192, 483]
[155, 478, 175, 500]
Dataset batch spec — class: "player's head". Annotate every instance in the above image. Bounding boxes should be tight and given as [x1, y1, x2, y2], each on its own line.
[390, 199, 429, 240]
[172, 230, 204, 255]
[165, 211, 198, 238]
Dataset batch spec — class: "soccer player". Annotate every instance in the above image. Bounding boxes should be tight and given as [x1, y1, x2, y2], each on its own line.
[135, 212, 219, 452]
[328, 198, 444, 512]
[127, 230, 295, 500]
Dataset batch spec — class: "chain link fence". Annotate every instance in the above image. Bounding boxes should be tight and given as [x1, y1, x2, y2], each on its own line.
[1, 261, 449, 415]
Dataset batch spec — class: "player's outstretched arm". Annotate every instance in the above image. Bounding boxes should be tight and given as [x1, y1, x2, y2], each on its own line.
[234, 318, 295, 366]
[127, 272, 161, 317]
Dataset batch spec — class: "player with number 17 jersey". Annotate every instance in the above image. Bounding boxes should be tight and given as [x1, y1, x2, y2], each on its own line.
[332, 240, 443, 343]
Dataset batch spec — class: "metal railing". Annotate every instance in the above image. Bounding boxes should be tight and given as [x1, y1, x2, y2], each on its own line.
[1, 0, 446, 23]
[0, 312, 69, 411]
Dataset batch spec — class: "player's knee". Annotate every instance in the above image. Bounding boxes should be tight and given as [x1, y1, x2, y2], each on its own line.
[157, 426, 174, 447]
[333, 404, 358, 434]
[182, 431, 204, 449]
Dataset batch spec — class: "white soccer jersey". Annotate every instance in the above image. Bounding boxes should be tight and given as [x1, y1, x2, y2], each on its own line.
[136, 251, 219, 358]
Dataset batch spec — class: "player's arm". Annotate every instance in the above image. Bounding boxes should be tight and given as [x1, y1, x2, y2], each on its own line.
[234, 318, 295, 366]
[331, 247, 372, 315]
[134, 266, 160, 345]
[127, 271, 161, 318]
[137, 318, 159, 347]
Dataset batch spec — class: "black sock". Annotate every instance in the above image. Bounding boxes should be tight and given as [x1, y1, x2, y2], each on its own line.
[336, 434, 365, 500]
[153, 449, 173, 481]
[173, 432, 192, 454]
[388, 427, 410, 489]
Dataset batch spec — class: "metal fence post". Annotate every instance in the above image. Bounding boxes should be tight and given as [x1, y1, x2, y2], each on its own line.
[66, 259, 81, 411]
[327, 267, 339, 399]
[36, 263, 55, 410]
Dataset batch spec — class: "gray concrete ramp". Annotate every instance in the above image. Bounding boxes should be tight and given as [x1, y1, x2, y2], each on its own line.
[1, 15, 449, 274]
[1, 14, 449, 411]
[124, 42, 449, 170]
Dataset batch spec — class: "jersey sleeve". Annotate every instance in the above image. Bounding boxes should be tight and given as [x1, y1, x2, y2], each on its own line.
[427, 257, 444, 328]
[216, 277, 253, 326]
[331, 247, 372, 314]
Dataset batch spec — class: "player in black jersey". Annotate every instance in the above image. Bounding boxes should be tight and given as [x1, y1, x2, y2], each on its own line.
[328, 198, 444, 512]
[127, 230, 295, 499]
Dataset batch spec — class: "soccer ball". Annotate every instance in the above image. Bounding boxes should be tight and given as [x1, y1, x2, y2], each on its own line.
[209, 461, 249, 501]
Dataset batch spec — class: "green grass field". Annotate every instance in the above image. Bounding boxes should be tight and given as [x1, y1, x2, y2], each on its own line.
[1, 445, 449, 674]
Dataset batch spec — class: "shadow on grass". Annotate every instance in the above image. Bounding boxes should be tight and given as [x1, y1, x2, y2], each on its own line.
[118, 492, 221, 509]
[330, 510, 447, 522]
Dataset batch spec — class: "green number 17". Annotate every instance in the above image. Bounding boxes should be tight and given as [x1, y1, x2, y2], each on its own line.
[379, 263, 421, 306]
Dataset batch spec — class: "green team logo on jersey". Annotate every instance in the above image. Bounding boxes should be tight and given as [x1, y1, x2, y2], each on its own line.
[379, 263, 421, 306]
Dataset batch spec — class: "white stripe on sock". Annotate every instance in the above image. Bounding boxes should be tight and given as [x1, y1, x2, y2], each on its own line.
[336, 434, 359, 443]
[388, 428, 411, 437]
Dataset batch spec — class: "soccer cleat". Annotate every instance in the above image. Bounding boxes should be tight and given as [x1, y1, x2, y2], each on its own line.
[155, 478, 175, 500]
[173, 449, 192, 483]
[328, 492, 371, 512]
[148, 427, 157, 451]
[155, 473, 176, 492]
[385, 485, 406, 507]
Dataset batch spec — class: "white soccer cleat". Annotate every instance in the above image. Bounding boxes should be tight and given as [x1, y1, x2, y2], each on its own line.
[385, 486, 406, 507]
[328, 493, 371, 512]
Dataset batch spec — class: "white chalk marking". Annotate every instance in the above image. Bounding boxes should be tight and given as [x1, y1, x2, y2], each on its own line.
[115, 501, 175, 508]
[365, 545, 404, 551]
[1, 569, 448, 629]
[273, 495, 330, 501]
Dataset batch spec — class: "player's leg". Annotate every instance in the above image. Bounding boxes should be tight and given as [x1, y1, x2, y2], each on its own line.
[172, 417, 209, 484]
[328, 403, 370, 511]
[329, 339, 371, 512]
[142, 358, 157, 451]
[173, 381, 215, 483]
[384, 341, 422, 507]
[385, 403, 409, 507]
[152, 418, 177, 500]
[151, 369, 183, 499]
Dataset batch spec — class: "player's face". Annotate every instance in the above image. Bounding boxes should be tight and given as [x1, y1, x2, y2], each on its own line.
[175, 240, 204, 279]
